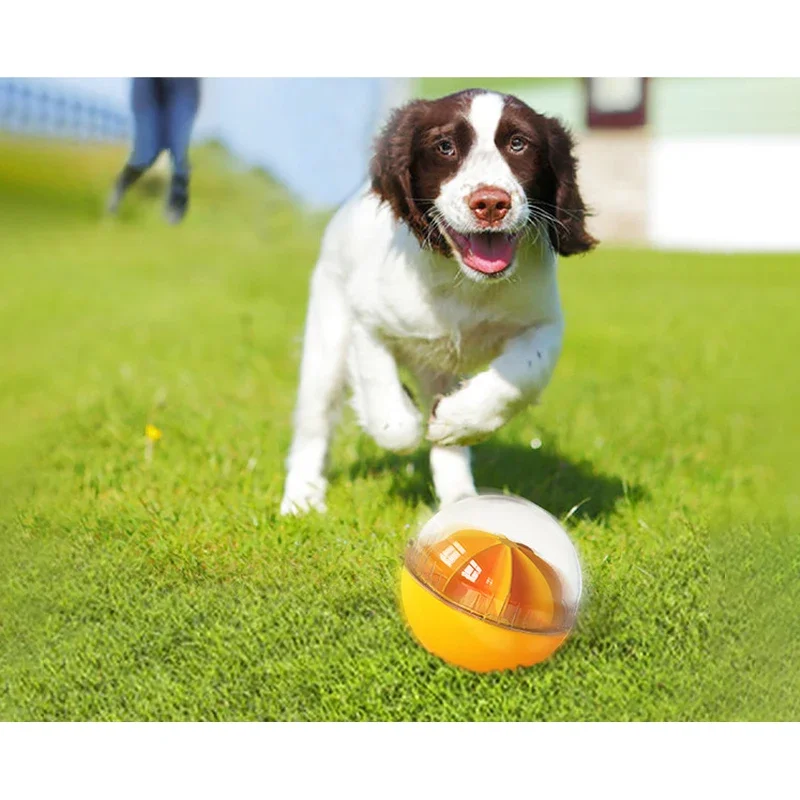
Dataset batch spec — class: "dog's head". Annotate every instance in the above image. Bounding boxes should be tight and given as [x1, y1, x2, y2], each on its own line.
[371, 89, 597, 281]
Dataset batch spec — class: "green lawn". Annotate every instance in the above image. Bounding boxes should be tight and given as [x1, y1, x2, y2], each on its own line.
[1, 137, 798, 721]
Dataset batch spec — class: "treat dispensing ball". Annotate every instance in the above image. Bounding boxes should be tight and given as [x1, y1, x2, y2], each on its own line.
[400, 494, 582, 672]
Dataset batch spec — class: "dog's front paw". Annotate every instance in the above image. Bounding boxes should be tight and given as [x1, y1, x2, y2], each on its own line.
[370, 406, 423, 454]
[352, 381, 423, 455]
[426, 383, 509, 447]
[280, 477, 328, 516]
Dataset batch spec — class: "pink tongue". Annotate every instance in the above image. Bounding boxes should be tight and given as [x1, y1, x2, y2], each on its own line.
[462, 233, 516, 274]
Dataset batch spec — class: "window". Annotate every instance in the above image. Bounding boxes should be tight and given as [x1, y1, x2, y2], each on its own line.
[586, 78, 648, 129]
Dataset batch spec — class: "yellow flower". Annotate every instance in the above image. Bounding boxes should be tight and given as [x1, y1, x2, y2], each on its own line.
[145, 424, 163, 442]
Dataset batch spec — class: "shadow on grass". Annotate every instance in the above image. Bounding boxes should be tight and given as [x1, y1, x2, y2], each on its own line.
[342, 435, 647, 522]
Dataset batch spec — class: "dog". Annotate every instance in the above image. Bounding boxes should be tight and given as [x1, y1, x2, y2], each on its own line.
[281, 89, 597, 515]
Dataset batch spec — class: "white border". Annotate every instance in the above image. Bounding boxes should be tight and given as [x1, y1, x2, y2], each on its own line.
[648, 135, 800, 252]
[0, 722, 797, 798]
[2, 1, 800, 77]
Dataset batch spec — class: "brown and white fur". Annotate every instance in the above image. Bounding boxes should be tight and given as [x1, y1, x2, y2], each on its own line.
[281, 89, 597, 515]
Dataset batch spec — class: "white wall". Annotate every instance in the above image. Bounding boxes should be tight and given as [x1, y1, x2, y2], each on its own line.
[195, 78, 398, 207]
[648, 136, 800, 252]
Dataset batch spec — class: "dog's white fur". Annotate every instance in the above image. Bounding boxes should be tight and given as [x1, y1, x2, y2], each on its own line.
[281, 92, 564, 515]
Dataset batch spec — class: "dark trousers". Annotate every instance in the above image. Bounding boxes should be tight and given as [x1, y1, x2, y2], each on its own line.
[128, 78, 200, 178]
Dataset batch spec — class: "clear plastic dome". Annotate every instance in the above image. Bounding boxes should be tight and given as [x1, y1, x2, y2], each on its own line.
[405, 494, 582, 634]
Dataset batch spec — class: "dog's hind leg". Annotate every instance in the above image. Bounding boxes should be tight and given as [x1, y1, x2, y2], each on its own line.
[430, 444, 478, 507]
[281, 264, 351, 516]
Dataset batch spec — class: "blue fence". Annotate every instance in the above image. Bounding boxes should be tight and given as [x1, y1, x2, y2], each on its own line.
[0, 79, 131, 141]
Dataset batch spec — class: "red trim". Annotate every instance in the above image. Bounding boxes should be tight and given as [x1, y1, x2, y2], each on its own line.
[585, 78, 648, 129]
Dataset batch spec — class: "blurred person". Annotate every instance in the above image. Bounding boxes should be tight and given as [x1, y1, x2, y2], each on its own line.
[107, 78, 201, 224]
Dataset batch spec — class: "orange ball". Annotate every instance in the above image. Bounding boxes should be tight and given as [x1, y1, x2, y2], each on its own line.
[400, 495, 582, 672]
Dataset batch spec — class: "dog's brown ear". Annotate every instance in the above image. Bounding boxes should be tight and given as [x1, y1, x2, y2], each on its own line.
[370, 100, 431, 239]
[546, 118, 598, 256]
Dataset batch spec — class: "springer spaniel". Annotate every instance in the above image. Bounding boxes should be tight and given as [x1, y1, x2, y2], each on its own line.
[281, 89, 597, 515]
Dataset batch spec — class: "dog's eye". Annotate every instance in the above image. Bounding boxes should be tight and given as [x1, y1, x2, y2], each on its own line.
[437, 139, 456, 157]
[509, 135, 527, 153]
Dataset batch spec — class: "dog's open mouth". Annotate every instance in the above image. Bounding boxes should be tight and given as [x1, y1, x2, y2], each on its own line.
[442, 226, 520, 275]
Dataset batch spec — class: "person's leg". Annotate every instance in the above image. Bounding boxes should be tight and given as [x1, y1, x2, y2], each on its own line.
[108, 78, 164, 213]
[162, 78, 200, 223]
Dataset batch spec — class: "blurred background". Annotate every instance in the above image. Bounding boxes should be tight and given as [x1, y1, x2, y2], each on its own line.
[3, 76, 800, 249]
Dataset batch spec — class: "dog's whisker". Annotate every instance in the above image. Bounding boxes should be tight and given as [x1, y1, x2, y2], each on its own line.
[527, 207, 569, 240]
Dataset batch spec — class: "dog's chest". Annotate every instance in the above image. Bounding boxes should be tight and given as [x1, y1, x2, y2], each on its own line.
[366, 274, 539, 376]
[381, 317, 526, 376]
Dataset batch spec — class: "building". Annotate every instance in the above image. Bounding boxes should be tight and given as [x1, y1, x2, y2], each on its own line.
[429, 77, 800, 252]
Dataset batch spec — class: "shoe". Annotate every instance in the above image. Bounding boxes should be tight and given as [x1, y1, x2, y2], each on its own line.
[165, 174, 189, 225]
[106, 184, 124, 215]
[106, 165, 144, 216]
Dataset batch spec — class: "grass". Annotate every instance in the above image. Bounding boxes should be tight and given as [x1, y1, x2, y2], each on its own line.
[416, 77, 573, 99]
[1, 136, 798, 721]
